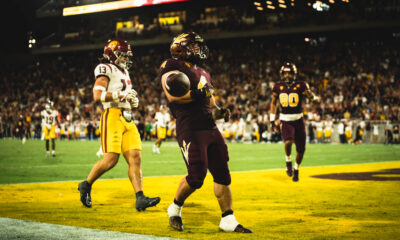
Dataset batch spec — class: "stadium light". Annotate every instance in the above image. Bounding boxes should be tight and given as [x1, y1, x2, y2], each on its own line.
[312, 1, 330, 11]
[279, 4, 287, 8]
[63, 0, 189, 16]
[267, 5, 276, 9]
[257, 6, 264, 10]
[266, 1, 273, 5]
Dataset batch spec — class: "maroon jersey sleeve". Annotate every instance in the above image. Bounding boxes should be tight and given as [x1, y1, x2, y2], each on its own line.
[272, 82, 280, 94]
[300, 81, 310, 94]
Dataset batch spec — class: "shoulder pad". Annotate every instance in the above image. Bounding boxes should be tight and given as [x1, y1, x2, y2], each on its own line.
[94, 63, 113, 79]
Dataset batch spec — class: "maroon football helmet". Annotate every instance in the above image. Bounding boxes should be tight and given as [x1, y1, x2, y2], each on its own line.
[170, 32, 209, 64]
[103, 39, 133, 69]
[280, 62, 297, 85]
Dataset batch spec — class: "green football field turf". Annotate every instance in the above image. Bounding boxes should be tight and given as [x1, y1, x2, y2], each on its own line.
[0, 139, 399, 184]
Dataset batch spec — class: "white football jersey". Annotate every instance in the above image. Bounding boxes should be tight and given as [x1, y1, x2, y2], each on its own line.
[94, 63, 133, 109]
[155, 112, 171, 128]
[41, 110, 58, 128]
[324, 120, 333, 131]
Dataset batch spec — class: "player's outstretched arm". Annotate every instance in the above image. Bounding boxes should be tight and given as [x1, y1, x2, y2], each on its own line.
[303, 89, 320, 103]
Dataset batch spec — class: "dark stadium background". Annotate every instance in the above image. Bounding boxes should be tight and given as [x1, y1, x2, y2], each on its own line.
[2, 0, 399, 144]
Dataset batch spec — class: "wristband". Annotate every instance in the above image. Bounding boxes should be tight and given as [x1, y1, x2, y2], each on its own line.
[112, 91, 119, 101]
[100, 91, 107, 102]
[93, 86, 106, 92]
[270, 113, 275, 122]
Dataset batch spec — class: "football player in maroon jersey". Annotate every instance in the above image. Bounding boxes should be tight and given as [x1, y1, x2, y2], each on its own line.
[160, 32, 252, 233]
[270, 62, 319, 182]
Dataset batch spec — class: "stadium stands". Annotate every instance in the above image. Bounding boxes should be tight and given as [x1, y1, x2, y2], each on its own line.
[1, 0, 399, 143]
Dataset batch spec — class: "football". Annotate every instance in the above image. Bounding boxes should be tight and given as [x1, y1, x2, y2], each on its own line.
[165, 72, 190, 97]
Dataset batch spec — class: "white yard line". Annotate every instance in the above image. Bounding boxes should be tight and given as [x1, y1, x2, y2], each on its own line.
[0, 217, 180, 240]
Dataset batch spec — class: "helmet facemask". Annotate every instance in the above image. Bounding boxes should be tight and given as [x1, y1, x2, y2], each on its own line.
[114, 51, 133, 70]
[170, 32, 209, 64]
[280, 63, 297, 85]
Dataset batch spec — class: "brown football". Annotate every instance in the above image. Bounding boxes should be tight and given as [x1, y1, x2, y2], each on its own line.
[165, 72, 190, 97]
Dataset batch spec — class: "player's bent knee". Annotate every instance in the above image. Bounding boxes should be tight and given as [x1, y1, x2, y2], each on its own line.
[214, 176, 231, 186]
[186, 176, 204, 189]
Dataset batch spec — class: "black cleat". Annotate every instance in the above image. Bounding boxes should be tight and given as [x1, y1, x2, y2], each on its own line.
[286, 162, 293, 177]
[78, 180, 92, 208]
[293, 169, 299, 182]
[169, 216, 184, 231]
[135, 196, 160, 211]
[234, 224, 253, 233]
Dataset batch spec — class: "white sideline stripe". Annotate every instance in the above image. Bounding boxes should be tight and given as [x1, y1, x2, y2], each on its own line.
[0, 217, 180, 240]
[1, 160, 399, 186]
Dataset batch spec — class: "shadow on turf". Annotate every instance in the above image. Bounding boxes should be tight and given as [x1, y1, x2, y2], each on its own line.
[312, 168, 400, 181]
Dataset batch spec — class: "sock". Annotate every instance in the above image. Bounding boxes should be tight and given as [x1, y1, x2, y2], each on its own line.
[285, 155, 291, 162]
[174, 198, 184, 207]
[294, 162, 299, 170]
[136, 191, 144, 198]
[222, 210, 234, 217]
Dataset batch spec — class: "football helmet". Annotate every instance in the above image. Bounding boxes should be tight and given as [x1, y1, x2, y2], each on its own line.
[280, 62, 297, 85]
[45, 104, 51, 111]
[103, 39, 133, 70]
[170, 32, 209, 64]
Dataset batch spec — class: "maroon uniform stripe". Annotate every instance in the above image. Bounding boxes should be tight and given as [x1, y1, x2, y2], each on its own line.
[100, 110, 105, 153]
[104, 109, 109, 152]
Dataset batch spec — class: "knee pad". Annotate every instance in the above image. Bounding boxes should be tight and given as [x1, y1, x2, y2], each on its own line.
[213, 174, 231, 186]
[186, 175, 204, 189]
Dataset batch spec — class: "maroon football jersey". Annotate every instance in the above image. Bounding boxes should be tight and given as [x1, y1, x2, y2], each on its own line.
[160, 58, 215, 134]
[272, 81, 310, 115]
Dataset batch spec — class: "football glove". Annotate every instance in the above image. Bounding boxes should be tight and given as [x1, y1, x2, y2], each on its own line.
[119, 89, 137, 102]
[213, 108, 231, 122]
[271, 121, 280, 134]
[130, 96, 139, 108]
[190, 84, 213, 100]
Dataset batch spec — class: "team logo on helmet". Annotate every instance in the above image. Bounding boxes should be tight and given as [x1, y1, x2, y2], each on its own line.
[280, 62, 297, 85]
[103, 39, 133, 70]
[170, 32, 209, 64]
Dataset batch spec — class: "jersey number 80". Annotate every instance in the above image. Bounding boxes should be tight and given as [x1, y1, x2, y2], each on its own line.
[279, 93, 299, 107]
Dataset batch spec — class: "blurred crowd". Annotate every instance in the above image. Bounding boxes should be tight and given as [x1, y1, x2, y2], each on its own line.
[1, 36, 399, 144]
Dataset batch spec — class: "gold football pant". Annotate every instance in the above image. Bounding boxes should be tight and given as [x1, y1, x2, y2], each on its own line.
[157, 126, 167, 139]
[43, 125, 56, 140]
[100, 108, 142, 154]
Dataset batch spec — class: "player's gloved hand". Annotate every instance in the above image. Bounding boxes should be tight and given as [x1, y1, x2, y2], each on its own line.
[213, 107, 230, 122]
[130, 96, 139, 108]
[119, 89, 137, 102]
[190, 84, 213, 100]
[312, 95, 320, 102]
[271, 121, 280, 134]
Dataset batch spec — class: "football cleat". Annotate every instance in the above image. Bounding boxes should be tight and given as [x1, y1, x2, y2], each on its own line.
[168, 202, 183, 231]
[234, 224, 253, 233]
[293, 169, 299, 182]
[78, 181, 92, 208]
[286, 162, 293, 177]
[135, 196, 160, 211]
[169, 216, 184, 231]
[219, 214, 252, 233]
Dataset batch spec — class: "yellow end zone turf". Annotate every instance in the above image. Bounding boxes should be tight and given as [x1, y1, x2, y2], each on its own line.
[0, 161, 399, 240]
